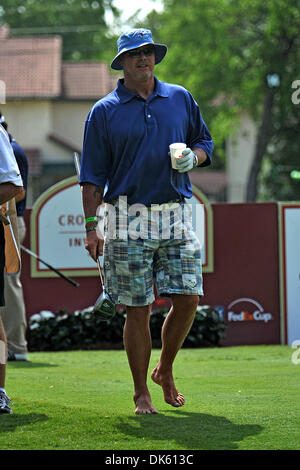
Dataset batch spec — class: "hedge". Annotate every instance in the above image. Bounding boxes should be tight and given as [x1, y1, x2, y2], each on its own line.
[28, 305, 227, 352]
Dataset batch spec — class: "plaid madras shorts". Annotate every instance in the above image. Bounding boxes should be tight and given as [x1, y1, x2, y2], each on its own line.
[102, 198, 203, 306]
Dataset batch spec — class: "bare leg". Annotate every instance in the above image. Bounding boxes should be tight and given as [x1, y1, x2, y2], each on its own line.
[0, 317, 7, 389]
[151, 294, 198, 407]
[124, 305, 158, 415]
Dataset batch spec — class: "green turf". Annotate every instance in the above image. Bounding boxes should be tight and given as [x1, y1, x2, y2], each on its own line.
[0, 345, 299, 450]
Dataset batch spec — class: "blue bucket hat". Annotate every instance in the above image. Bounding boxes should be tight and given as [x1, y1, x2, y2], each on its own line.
[111, 28, 167, 70]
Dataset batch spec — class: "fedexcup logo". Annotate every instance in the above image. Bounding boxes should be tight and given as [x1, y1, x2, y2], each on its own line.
[227, 298, 273, 323]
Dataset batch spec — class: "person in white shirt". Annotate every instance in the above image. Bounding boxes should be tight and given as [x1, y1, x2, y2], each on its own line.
[0, 114, 29, 362]
[0, 124, 24, 414]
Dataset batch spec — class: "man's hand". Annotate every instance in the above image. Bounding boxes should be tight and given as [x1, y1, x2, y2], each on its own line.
[85, 229, 103, 262]
[176, 148, 197, 173]
[82, 183, 104, 263]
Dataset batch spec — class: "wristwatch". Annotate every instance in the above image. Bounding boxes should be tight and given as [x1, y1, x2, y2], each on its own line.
[193, 153, 199, 167]
[86, 225, 97, 233]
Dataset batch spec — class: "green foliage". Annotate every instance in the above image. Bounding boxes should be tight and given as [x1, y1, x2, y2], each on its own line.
[258, 84, 300, 201]
[142, 0, 300, 196]
[28, 305, 227, 351]
[28, 308, 125, 351]
[0, 0, 119, 61]
[2, 0, 299, 198]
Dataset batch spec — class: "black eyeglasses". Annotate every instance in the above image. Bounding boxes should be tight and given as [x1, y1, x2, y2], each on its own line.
[127, 47, 155, 58]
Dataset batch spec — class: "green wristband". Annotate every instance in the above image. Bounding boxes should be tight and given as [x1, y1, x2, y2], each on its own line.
[85, 217, 98, 224]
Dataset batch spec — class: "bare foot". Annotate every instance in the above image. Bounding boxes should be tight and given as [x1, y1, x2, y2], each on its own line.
[134, 391, 158, 415]
[151, 366, 185, 407]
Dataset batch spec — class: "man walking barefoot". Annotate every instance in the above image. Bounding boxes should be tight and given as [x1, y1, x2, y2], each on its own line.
[80, 29, 213, 414]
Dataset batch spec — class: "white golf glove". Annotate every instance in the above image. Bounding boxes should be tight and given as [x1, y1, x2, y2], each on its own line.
[176, 148, 198, 173]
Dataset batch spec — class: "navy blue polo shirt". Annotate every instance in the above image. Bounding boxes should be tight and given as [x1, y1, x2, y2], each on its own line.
[9, 134, 28, 216]
[80, 76, 213, 205]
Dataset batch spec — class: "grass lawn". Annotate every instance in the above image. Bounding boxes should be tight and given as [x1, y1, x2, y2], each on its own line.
[0, 345, 299, 451]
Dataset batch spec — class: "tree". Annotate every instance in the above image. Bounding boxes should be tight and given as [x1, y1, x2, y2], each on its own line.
[244, 0, 300, 201]
[142, 0, 300, 200]
[0, 0, 119, 61]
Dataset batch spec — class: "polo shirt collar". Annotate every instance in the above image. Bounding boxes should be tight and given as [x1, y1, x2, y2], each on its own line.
[116, 79, 135, 103]
[153, 77, 168, 98]
[116, 76, 169, 103]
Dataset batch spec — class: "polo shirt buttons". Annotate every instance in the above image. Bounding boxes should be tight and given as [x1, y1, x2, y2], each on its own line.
[145, 103, 151, 119]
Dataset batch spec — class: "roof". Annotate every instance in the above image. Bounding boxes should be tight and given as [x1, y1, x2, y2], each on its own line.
[0, 35, 62, 98]
[62, 63, 118, 100]
[0, 25, 117, 100]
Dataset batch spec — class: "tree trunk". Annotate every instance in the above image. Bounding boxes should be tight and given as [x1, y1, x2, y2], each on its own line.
[246, 89, 276, 202]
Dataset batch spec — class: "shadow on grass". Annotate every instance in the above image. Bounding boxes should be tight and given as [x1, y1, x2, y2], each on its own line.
[116, 410, 263, 450]
[0, 413, 49, 432]
[7, 362, 58, 369]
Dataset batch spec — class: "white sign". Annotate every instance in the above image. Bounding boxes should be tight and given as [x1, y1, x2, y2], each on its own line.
[30, 177, 96, 277]
[279, 204, 300, 344]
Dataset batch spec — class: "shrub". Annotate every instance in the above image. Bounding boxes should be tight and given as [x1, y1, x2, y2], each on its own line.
[28, 305, 227, 352]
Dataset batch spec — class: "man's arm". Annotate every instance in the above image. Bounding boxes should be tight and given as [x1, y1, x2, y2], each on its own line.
[81, 183, 104, 262]
[0, 126, 24, 199]
[0, 182, 24, 205]
[11, 142, 28, 204]
[13, 188, 26, 204]
[192, 147, 207, 167]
